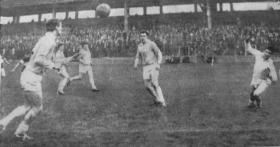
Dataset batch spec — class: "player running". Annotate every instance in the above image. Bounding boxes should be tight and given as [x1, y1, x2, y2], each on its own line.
[134, 30, 167, 107]
[245, 39, 278, 109]
[69, 42, 99, 92]
[53, 43, 79, 95]
[0, 19, 62, 141]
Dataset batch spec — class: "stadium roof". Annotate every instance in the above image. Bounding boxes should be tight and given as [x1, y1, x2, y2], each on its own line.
[0, 0, 271, 16]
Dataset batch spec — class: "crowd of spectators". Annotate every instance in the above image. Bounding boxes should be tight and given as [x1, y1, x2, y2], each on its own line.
[1, 15, 280, 60]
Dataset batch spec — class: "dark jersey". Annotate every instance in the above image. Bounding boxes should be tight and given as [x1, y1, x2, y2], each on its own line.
[20, 56, 31, 72]
[22, 56, 30, 63]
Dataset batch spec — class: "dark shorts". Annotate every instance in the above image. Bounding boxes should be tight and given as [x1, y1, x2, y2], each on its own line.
[24, 91, 42, 107]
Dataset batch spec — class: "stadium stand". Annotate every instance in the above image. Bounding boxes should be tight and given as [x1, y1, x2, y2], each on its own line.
[0, 12, 280, 60]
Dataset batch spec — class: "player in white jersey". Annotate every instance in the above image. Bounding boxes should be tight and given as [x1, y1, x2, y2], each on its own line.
[134, 31, 167, 107]
[0, 19, 62, 140]
[0, 54, 10, 77]
[69, 42, 99, 92]
[53, 43, 78, 95]
[245, 39, 278, 109]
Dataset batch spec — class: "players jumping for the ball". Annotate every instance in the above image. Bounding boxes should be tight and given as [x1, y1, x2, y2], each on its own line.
[245, 39, 278, 109]
[134, 30, 167, 107]
[0, 19, 62, 140]
[68, 42, 99, 92]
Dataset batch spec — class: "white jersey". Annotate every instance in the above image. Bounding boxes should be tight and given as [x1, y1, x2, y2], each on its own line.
[20, 32, 56, 92]
[247, 46, 278, 85]
[136, 40, 162, 66]
[79, 49, 92, 65]
[25, 32, 56, 75]
[53, 50, 66, 68]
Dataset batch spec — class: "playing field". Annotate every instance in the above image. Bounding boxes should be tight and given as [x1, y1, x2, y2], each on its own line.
[1, 60, 280, 146]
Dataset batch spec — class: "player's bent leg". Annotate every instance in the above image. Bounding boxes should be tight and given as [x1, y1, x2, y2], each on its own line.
[69, 73, 83, 82]
[144, 80, 158, 99]
[151, 69, 166, 107]
[14, 107, 40, 141]
[15, 107, 41, 135]
[0, 105, 31, 133]
[253, 81, 269, 108]
[15, 91, 42, 140]
[248, 86, 257, 108]
[88, 68, 99, 91]
[58, 78, 68, 95]
[58, 69, 70, 94]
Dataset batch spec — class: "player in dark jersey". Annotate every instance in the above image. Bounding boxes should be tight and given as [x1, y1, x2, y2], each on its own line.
[11, 52, 31, 72]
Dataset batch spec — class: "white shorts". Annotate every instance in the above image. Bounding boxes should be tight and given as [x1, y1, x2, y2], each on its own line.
[79, 64, 92, 74]
[250, 78, 270, 96]
[143, 64, 159, 84]
[250, 78, 271, 87]
[20, 69, 43, 99]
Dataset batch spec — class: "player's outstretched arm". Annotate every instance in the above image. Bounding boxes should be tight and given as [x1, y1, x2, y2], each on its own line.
[11, 60, 23, 72]
[245, 40, 260, 56]
[71, 53, 80, 61]
[3, 58, 10, 64]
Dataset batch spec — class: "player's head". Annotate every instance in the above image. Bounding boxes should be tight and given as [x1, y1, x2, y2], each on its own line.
[57, 43, 65, 51]
[140, 30, 149, 43]
[263, 46, 273, 60]
[80, 41, 89, 50]
[46, 19, 62, 35]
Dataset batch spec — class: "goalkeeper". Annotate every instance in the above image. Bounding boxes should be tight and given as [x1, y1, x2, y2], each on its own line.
[245, 39, 278, 109]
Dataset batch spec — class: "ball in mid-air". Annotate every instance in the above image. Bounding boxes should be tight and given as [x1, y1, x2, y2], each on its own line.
[96, 3, 111, 18]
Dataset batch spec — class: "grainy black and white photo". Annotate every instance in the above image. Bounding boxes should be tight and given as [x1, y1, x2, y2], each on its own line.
[0, 0, 280, 146]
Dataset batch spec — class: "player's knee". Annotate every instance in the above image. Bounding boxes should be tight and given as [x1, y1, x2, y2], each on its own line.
[32, 107, 42, 116]
[24, 107, 40, 121]
[18, 105, 31, 112]
[152, 81, 159, 88]
[73, 76, 82, 80]
[144, 80, 151, 88]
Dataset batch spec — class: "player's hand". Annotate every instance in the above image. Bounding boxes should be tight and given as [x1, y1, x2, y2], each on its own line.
[11, 69, 15, 72]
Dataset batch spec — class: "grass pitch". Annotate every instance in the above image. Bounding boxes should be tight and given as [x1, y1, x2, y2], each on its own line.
[0, 60, 280, 146]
